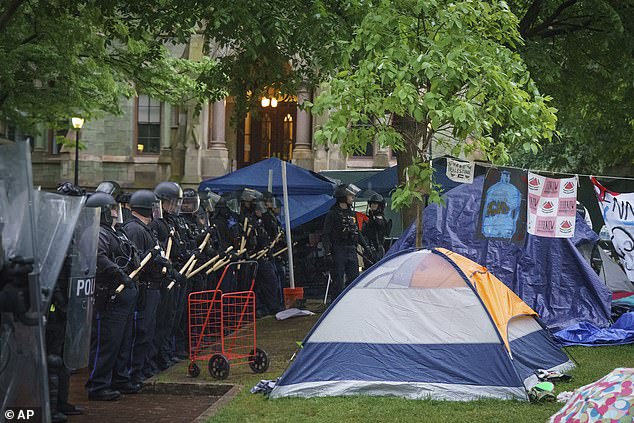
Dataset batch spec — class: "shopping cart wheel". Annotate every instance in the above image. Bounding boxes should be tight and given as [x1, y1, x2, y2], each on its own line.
[249, 348, 270, 374]
[208, 354, 230, 380]
[188, 362, 200, 378]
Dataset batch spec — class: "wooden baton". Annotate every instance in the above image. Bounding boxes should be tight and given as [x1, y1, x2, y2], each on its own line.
[115, 250, 153, 293]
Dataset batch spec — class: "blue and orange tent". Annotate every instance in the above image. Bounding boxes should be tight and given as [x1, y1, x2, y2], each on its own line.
[271, 248, 573, 401]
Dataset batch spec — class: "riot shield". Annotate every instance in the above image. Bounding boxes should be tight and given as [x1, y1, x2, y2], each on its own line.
[64, 206, 99, 368]
[33, 189, 85, 306]
[0, 140, 48, 422]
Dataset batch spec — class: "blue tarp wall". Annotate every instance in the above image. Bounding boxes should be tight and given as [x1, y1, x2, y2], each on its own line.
[199, 157, 336, 229]
[388, 175, 612, 331]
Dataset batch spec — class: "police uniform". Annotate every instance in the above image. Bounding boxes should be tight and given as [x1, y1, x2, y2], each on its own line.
[322, 203, 366, 300]
[87, 223, 138, 399]
[123, 215, 164, 384]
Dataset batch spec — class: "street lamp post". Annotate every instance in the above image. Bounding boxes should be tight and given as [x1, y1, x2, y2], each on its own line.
[71, 117, 84, 186]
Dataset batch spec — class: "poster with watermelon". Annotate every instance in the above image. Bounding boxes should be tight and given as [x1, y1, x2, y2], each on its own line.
[526, 172, 577, 238]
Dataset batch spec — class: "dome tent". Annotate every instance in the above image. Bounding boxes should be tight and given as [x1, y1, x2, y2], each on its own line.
[271, 248, 574, 401]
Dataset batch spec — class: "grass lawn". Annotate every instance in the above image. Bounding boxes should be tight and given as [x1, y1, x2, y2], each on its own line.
[160, 307, 634, 423]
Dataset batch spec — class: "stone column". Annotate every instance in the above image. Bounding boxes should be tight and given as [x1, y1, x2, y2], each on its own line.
[180, 34, 205, 187]
[201, 98, 229, 178]
[292, 86, 314, 170]
[373, 114, 390, 167]
[373, 143, 391, 168]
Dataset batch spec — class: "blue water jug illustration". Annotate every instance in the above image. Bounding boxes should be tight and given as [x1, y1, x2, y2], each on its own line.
[481, 171, 521, 239]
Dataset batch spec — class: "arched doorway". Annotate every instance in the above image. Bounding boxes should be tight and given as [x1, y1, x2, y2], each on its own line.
[237, 100, 297, 168]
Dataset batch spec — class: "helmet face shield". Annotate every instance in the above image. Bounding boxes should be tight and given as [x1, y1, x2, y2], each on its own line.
[152, 200, 164, 220]
[202, 192, 222, 213]
[110, 203, 123, 225]
[180, 196, 200, 214]
[163, 198, 182, 215]
[346, 184, 361, 198]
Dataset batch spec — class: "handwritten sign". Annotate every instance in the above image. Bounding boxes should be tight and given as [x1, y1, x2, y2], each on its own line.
[593, 177, 634, 280]
[446, 158, 475, 184]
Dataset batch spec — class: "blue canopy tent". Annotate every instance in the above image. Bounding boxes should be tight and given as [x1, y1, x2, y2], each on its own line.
[388, 175, 612, 332]
[198, 158, 336, 229]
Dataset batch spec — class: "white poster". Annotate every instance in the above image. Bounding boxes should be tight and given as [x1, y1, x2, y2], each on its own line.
[446, 158, 474, 184]
[593, 177, 634, 281]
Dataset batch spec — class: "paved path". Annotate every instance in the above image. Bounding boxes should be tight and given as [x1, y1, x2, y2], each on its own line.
[66, 369, 220, 423]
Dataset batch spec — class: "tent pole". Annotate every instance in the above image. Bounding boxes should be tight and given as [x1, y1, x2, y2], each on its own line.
[282, 161, 295, 288]
[268, 169, 273, 193]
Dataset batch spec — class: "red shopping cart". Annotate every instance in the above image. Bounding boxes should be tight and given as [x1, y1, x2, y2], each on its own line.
[187, 260, 269, 379]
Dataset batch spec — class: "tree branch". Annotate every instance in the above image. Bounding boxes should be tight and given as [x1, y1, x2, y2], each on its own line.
[519, 0, 543, 38]
[523, 0, 580, 39]
[0, 0, 26, 34]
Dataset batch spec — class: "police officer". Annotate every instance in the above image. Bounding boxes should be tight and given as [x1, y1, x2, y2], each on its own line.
[149, 182, 186, 368]
[47, 183, 86, 422]
[322, 184, 367, 300]
[123, 190, 167, 385]
[86, 192, 139, 400]
[362, 193, 392, 260]
[253, 200, 282, 317]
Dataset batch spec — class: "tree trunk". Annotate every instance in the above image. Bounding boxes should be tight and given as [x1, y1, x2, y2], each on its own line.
[394, 114, 429, 249]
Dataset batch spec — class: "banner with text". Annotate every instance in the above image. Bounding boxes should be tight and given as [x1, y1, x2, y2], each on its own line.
[527, 172, 577, 238]
[446, 158, 475, 184]
[593, 177, 634, 281]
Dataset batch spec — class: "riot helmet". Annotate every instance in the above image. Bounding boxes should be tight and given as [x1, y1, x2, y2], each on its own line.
[254, 200, 268, 216]
[86, 192, 121, 226]
[130, 190, 160, 219]
[240, 188, 262, 211]
[270, 197, 282, 216]
[200, 189, 222, 213]
[368, 192, 386, 212]
[56, 182, 85, 196]
[181, 188, 200, 214]
[96, 181, 122, 201]
[118, 192, 132, 206]
[334, 183, 360, 206]
[154, 181, 183, 215]
[222, 192, 240, 215]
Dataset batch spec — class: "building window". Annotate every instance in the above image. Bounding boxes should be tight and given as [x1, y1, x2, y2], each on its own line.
[136, 95, 161, 154]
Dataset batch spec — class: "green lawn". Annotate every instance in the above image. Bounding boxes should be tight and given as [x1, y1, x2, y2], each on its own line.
[162, 309, 634, 423]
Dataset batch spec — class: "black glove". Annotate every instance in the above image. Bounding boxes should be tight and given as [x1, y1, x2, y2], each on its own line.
[153, 254, 170, 268]
[119, 272, 136, 290]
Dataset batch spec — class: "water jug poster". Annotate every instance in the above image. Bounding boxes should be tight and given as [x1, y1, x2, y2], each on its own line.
[593, 177, 634, 281]
[446, 158, 475, 184]
[477, 167, 527, 244]
[526, 172, 577, 238]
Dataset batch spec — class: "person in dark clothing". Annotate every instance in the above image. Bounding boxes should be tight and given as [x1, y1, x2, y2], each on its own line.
[362, 193, 392, 260]
[322, 184, 368, 300]
[46, 183, 87, 422]
[85, 192, 139, 400]
[253, 200, 282, 317]
[122, 190, 167, 385]
[148, 181, 188, 368]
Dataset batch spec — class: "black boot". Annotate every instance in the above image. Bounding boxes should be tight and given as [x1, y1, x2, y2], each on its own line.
[47, 354, 67, 423]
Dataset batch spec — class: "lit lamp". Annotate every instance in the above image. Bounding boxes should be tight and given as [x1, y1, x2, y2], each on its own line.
[261, 97, 270, 108]
[71, 117, 85, 187]
[137, 143, 144, 152]
[270, 98, 278, 108]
